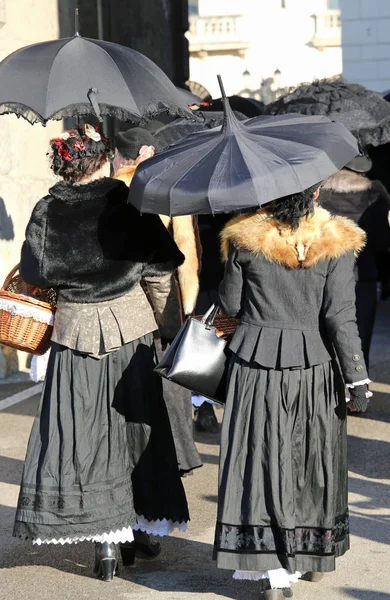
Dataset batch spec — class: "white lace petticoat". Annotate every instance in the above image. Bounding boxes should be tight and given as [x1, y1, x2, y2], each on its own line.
[32, 516, 188, 546]
[233, 569, 302, 589]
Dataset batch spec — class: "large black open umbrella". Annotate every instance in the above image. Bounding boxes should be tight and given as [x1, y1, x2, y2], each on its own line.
[267, 78, 390, 149]
[128, 77, 359, 216]
[0, 32, 194, 125]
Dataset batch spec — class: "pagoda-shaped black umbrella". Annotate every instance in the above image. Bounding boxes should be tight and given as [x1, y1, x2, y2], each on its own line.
[0, 12, 194, 126]
[128, 76, 359, 216]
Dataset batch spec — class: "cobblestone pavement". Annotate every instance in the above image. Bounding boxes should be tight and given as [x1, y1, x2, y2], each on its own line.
[0, 303, 389, 600]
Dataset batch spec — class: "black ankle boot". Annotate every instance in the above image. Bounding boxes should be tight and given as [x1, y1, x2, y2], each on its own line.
[301, 571, 324, 583]
[93, 542, 119, 581]
[120, 530, 161, 566]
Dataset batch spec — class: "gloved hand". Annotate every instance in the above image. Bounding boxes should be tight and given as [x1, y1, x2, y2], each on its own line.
[348, 384, 371, 413]
[160, 336, 173, 351]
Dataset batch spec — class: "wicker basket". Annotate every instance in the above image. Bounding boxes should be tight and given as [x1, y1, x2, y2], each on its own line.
[0, 265, 56, 355]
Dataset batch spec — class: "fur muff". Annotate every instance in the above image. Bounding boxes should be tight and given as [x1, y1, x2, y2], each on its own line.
[115, 166, 200, 314]
[221, 206, 366, 269]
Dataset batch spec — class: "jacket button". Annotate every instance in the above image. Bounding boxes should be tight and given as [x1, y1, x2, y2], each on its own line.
[352, 354, 360, 362]
[355, 365, 363, 372]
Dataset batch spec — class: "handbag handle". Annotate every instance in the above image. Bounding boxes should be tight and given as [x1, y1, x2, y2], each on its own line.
[201, 303, 220, 327]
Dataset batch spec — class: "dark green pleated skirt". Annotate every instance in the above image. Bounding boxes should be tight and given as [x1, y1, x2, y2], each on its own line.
[214, 355, 349, 574]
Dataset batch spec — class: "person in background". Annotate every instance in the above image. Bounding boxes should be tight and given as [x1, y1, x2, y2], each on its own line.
[320, 155, 390, 373]
[214, 184, 371, 598]
[192, 214, 231, 433]
[14, 125, 190, 581]
[114, 127, 203, 473]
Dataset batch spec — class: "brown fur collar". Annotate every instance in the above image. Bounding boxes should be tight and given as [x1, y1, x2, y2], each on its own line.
[221, 206, 366, 269]
[322, 169, 372, 193]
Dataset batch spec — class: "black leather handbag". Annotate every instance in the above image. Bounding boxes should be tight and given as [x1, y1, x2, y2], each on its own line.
[154, 305, 232, 404]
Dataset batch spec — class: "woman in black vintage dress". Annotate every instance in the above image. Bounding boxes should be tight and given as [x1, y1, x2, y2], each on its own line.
[214, 185, 371, 598]
[14, 125, 190, 581]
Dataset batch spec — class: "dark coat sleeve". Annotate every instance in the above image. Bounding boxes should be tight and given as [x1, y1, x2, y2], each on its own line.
[19, 197, 52, 288]
[322, 251, 368, 384]
[218, 245, 244, 317]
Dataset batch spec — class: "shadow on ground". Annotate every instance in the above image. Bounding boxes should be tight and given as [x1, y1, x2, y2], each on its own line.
[348, 436, 390, 480]
[342, 590, 389, 600]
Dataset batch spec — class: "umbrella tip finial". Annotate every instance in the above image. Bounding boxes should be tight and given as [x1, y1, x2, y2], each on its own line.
[217, 75, 227, 100]
[75, 8, 80, 36]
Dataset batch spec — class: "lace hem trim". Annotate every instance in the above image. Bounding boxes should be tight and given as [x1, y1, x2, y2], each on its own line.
[33, 526, 134, 546]
[134, 515, 188, 537]
[31, 517, 188, 545]
[233, 569, 302, 589]
[0, 298, 54, 325]
[346, 379, 371, 388]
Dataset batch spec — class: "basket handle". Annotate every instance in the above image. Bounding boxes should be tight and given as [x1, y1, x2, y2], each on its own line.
[2, 263, 20, 291]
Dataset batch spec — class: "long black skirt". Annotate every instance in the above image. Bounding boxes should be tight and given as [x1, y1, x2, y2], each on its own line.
[214, 356, 349, 574]
[14, 335, 189, 542]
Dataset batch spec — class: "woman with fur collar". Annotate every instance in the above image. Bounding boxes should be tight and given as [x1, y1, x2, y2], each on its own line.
[214, 185, 371, 598]
[320, 156, 390, 370]
[14, 125, 190, 581]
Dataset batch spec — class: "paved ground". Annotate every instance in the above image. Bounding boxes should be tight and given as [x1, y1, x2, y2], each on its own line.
[0, 304, 389, 600]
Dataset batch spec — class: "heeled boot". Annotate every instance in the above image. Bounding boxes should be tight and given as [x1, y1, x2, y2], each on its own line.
[93, 542, 119, 581]
[301, 571, 324, 582]
[120, 530, 161, 566]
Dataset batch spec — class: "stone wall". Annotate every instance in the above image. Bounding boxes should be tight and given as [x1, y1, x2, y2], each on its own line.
[0, 0, 61, 376]
[341, 0, 390, 91]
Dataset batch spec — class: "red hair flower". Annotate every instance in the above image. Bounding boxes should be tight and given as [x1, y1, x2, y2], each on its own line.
[52, 138, 72, 162]
[74, 140, 85, 152]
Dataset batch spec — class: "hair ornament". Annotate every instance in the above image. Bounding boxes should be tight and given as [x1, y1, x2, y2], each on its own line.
[84, 124, 101, 142]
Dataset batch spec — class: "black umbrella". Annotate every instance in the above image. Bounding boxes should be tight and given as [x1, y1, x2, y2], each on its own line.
[129, 77, 359, 216]
[150, 111, 247, 150]
[205, 96, 265, 118]
[176, 87, 202, 107]
[0, 33, 194, 125]
[267, 78, 390, 149]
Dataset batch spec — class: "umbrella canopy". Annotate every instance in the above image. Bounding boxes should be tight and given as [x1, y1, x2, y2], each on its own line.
[129, 78, 359, 216]
[267, 78, 390, 149]
[149, 111, 247, 150]
[205, 96, 265, 118]
[0, 34, 194, 125]
[176, 87, 202, 107]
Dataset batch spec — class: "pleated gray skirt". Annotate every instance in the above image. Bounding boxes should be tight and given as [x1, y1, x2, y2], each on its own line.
[214, 355, 349, 574]
[14, 336, 189, 542]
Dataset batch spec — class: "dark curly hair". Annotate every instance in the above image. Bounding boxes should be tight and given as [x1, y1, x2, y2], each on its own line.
[49, 125, 111, 183]
[267, 183, 321, 230]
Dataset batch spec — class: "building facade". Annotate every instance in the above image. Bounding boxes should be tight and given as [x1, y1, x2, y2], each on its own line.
[187, 0, 342, 100]
[341, 0, 390, 92]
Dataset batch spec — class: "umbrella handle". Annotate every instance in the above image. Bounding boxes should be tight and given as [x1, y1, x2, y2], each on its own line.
[88, 88, 103, 122]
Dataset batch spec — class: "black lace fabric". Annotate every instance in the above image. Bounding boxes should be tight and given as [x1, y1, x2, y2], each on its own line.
[215, 512, 349, 557]
[0, 101, 201, 126]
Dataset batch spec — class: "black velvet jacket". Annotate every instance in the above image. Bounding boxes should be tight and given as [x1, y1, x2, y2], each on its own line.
[20, 178, 184, 303]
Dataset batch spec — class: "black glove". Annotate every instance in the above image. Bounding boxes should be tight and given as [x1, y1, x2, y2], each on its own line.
[348, 384, 369, 413]
[160, 336, 173, 351]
